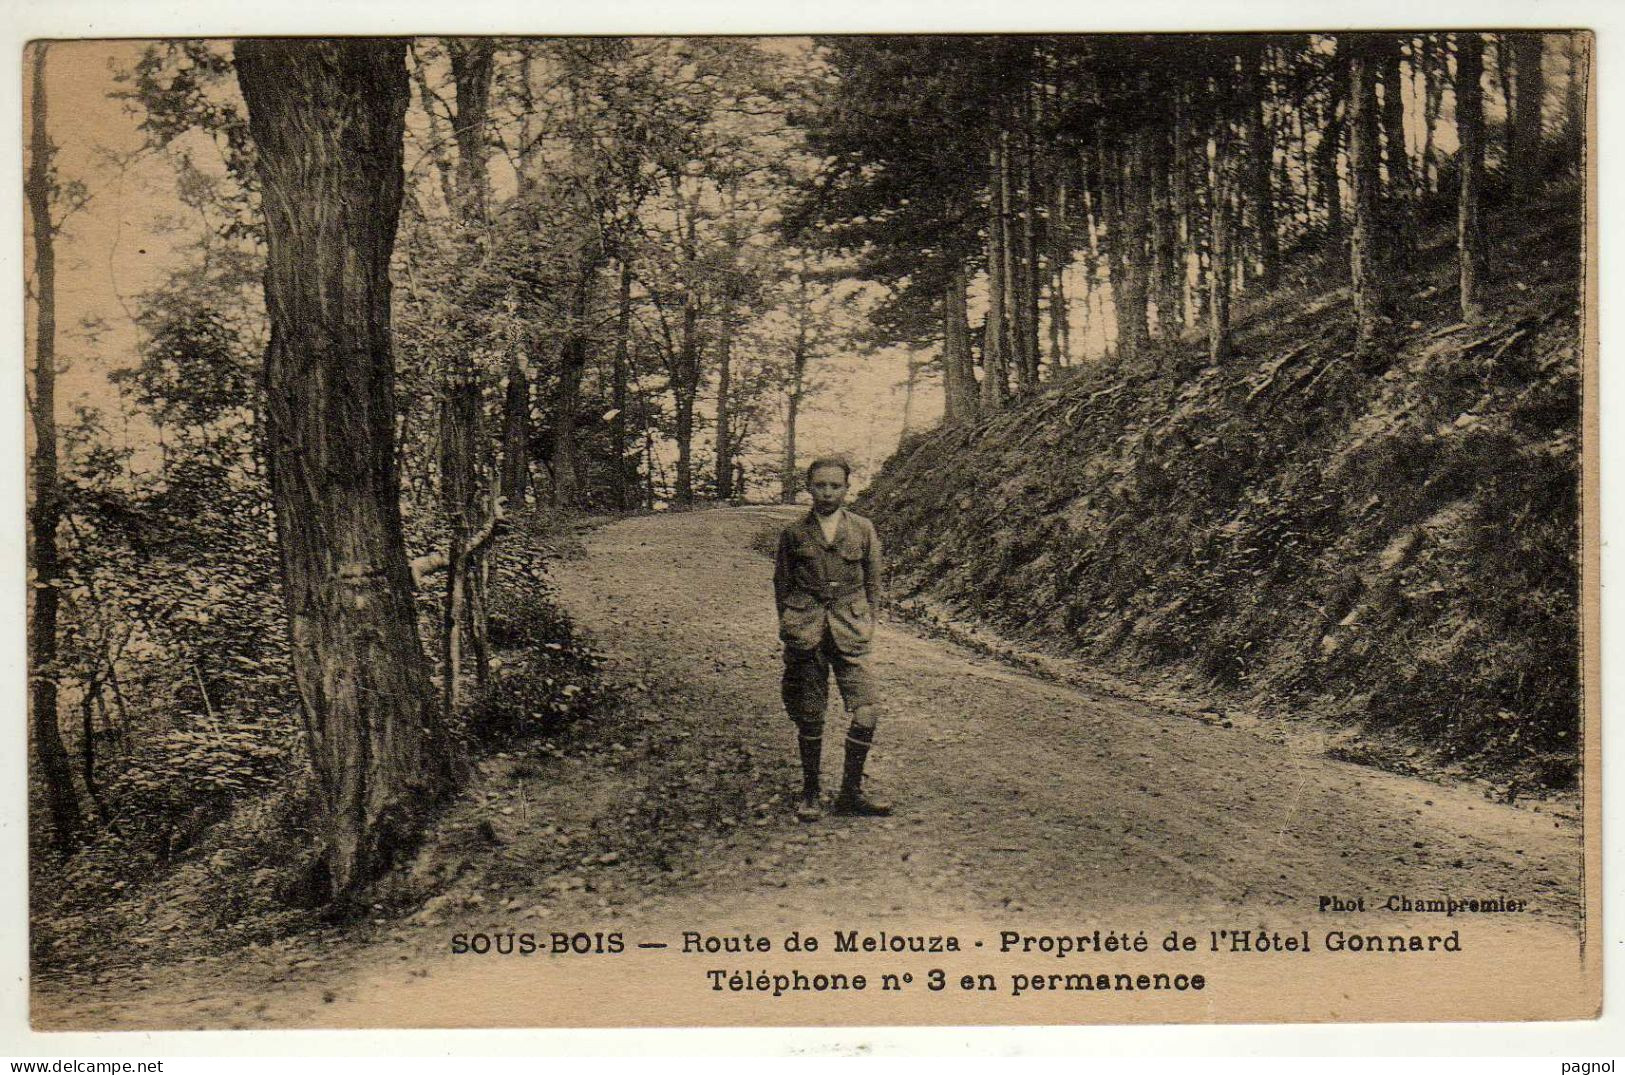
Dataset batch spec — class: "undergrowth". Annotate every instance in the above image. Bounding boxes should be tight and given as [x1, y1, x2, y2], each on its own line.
[31, 509, 611, 978]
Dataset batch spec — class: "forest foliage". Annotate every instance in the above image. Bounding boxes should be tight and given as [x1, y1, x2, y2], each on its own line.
[25, 31, 1588, 950]
[842, 32, 1586, 788]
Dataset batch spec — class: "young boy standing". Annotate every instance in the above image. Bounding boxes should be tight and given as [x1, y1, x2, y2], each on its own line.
[773, 457, 891, 822]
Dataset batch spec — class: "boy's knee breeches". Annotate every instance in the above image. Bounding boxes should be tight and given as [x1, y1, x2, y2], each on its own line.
[782, 633, 880, 732]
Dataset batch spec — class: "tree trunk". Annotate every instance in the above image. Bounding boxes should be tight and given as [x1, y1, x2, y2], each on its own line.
[780, 388, 800, 505]
[714, 304, 734, 501]
[611, 259, 633, 511]
[1000, 129, 1033, 393]
[900, 357, 918, 434]
[1378, 36, 1415, 267]
[25, 42, 84, 856]
[1348, 39, 1391, 355]
[80, 672, 107, 824]
[1017, 108, 1042, 387]
[551, 272, 593, 510]
[943, 261, 977, 422]
[981, 139, 1011, 407]
[1495, 36, 1517, 171]
[1174, 92, 1202, 323]
[1315, 62, 1345, 245]
[516, 46, 540, 198]
[673, 180, 700, 508]
[773, 318, 799, 503]
[445, 40, 494, 227]
[1246, 45, 1279, 289]
[673, 333, 697, 508]
[642, 389, 657, 508]
[782, 274, 809, 503]
[1378, 37, 1414, 198]
[1511, 32, 1546, 199]
[1420, 35, 1446, 192]
[499, 354, 530, 508]
[1115, 132, 1154, 363]
[1080, 178, 1108, 352]
[441, 37, 496, 705]
[1152, 129, 1184, 338]
[1049, 180, 1072, 366]
[1564, 33, 1589, 168]
[237, 38, 454, 903]
[1456, 31, 1488, 323]
[439, 372, 482, 710]
[1207, 111, 1235, 365]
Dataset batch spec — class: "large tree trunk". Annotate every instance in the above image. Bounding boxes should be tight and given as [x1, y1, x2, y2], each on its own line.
[1347, 38, 1391, 355]
[237, 38, 454, 903]
[1456, 31, 1488, 323]
[1511, 32, 1546, 199]
[25, 42, 84, 856]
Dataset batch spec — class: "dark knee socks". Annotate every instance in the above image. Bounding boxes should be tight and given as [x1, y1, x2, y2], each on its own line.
[841, 722, 875, 796]
[797, 728, 823, 800]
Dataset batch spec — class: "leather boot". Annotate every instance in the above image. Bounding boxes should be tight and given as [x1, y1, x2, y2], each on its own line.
[796, 730, 823, 821]
[833, 723, 891, 816]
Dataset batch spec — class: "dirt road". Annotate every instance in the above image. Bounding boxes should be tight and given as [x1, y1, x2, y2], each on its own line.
[547, 506, 1578, 918]
[34, 506, 1584, 1029]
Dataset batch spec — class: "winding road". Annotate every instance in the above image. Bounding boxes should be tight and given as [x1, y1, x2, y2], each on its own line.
[34, 506, 1586, 1029]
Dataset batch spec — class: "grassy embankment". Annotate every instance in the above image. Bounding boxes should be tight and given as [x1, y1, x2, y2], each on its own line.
[859, 186, 1583, 792]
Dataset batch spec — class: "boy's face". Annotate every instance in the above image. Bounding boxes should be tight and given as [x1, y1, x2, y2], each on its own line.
[807, 466, 849, 516]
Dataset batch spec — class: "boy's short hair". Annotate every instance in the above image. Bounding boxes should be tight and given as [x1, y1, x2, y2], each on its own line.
[805, 456, 852, 483]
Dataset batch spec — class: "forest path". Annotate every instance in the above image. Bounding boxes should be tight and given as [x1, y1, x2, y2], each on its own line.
[542, 505, 1579, 922]
[33, 506, 1581, 1030]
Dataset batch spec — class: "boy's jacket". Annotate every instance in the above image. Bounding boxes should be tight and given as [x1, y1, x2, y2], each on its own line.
[773, 509, 883, 654]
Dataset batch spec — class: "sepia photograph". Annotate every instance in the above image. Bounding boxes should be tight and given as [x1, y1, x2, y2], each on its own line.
[19, 27, 1596, 1031]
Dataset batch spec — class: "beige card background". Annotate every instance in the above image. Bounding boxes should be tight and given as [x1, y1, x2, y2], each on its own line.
[3, 0, 1620, 1056]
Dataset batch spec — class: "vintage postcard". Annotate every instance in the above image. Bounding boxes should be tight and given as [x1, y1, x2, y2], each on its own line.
[20, 29, 1597, 1031]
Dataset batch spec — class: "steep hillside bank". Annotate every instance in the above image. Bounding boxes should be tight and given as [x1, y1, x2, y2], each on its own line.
[859, 193, 1583, 790]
